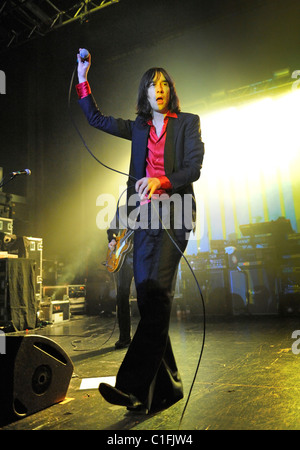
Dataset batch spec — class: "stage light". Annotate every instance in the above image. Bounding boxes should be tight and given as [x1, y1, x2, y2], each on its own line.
[192, 88, 300, 250]
[273, 68, 290, 79]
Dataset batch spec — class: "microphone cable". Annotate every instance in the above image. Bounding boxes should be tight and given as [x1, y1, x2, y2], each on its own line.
[68, 63, 206, 429]
[68, 65, 138, 182]
[148, 199, 206, 429]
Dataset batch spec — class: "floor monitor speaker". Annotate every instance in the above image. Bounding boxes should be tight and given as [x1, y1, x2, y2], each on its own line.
[0, 335, 73, 426]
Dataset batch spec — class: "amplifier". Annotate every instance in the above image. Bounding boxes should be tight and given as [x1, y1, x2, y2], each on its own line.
[227, 247, 276, 269]
[207, 253, 227, 270]
[281, 254, 300, 264]
[24, 237, 43, 301]
[229, 266, 278, 314]
[43, 285, 86, 314]
[205, 268, 232, 315]
[39, 299, 70, 323]
[279, 265, 300, 294]
[280, 235, 300, 256]
[68, 285, 86, 314]
[238, 260, 265, 268]
[181, 268, 231, 316]
[229, 270, 248, 315]
[236, 235, 274, 248]
[180, 253, 210, 272]
[0, 217, 13, 235]
[182, 253, 227, 271]
[280, 265, 300, 274]
[278, 280, 300, 316]
[287, 233, 300, 243]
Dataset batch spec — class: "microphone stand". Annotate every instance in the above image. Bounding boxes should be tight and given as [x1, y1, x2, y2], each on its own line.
[0, 173, 20, 189]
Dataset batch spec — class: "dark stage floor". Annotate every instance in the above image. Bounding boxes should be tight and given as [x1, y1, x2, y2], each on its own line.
[1, 311, 300, 431]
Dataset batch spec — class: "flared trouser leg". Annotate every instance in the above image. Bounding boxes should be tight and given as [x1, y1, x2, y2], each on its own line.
[115, 225, 188, 409]
[115, 252, 134, 342]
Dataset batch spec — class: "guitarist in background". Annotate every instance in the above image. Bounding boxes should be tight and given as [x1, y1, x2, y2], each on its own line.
[107, 205, 134, 349]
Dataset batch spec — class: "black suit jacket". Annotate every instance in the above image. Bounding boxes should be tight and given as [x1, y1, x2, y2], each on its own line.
[78, 94, 204, 222]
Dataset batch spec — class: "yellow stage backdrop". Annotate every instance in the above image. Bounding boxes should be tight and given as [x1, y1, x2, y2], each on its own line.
[187, 88, 300, 254]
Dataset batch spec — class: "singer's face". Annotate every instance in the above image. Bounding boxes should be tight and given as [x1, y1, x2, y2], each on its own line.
[147, 72, 170, 115]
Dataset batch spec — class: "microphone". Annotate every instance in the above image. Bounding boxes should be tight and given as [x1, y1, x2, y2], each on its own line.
[11, 169, 31, 176]
[79, 48, 90, 61]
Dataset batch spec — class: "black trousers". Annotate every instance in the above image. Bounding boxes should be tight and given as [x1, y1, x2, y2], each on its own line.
[115, 251, 134, 342]
[115, 220, 189, 409]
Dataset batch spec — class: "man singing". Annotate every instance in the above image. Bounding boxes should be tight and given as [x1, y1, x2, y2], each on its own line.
[76, 49, 204, 413]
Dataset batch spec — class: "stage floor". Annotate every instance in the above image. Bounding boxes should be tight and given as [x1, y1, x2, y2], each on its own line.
[1, 312, 300, 431]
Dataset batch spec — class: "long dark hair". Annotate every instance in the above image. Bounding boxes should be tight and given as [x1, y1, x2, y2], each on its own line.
[136, 67, 180, 120]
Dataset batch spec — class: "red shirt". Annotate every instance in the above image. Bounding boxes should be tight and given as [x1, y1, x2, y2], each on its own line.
[146, 112, 176, 196]
[76, 81, 175, 197]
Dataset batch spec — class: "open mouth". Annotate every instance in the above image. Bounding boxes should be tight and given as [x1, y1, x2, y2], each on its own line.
[156, 97, 164, 103]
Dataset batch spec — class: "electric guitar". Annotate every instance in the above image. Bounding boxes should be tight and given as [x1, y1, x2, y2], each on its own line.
[106, 228, 134, 273]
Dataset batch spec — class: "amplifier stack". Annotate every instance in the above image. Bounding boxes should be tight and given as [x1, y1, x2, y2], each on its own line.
[180, 219, 300, 317]
[0, 217, 44, 329]
[277, 233, 300, 316]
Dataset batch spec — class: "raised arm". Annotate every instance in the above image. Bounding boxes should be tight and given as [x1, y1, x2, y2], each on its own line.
[75, 49, 134, 140]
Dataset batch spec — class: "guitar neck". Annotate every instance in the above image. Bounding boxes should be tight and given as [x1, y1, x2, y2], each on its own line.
[119, 229, 134, 245]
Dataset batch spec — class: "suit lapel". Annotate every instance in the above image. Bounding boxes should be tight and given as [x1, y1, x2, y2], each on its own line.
[133, 120, 150, 179]
[164, 116, 180, 175]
